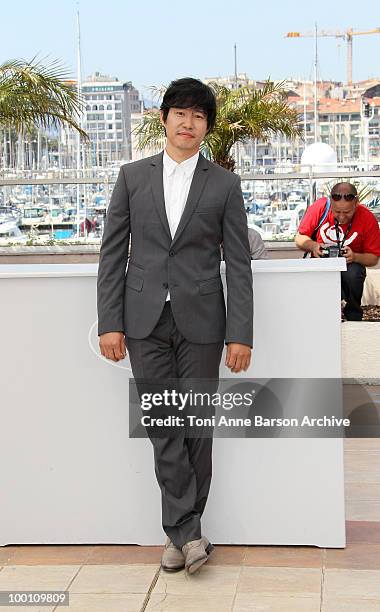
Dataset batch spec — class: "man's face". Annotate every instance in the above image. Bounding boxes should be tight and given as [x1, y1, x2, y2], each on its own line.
[330, 184, 358, 225]
[160, 107, 208, 154]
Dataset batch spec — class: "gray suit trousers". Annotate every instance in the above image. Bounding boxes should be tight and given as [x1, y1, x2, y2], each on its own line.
[125, 301, 224, 549]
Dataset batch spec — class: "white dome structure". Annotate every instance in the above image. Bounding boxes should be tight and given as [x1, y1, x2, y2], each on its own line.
[301, 142, 337, 173]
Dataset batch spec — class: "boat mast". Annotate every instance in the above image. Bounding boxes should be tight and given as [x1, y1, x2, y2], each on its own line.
[76, 3, 83, 238]
[314, 22, 318, 143]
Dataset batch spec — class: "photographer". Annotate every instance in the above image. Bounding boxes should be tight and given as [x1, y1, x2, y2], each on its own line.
[295, 182, 380, 320]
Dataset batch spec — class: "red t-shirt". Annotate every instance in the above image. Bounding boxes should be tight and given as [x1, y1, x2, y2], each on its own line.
[298, 197, 380, 256]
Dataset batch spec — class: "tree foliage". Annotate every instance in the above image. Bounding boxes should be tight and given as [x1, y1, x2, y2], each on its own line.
[135, 80, 302, 170]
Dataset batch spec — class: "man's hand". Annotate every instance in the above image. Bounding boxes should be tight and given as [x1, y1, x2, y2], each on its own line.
[225, 343, 252, 373]
[99, 332, 126, 362]
[342, 246, 355, 264]
[295, 233, 324, 257]
[310, 242, 325, 258]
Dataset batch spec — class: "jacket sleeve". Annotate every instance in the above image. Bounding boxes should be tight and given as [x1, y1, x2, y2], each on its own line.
[97, 166, 130, 336]
[222, 174, 253, 346]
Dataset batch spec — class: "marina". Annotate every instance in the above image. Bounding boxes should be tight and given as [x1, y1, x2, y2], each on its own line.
[0, 176, 111, 243]
[1, 166, 379, 245]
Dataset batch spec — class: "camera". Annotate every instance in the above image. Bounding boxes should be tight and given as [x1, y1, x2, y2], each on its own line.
[321, 245, 346, 258]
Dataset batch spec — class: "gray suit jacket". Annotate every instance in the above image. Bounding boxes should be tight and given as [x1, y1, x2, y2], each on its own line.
[97, 151, 253, 346]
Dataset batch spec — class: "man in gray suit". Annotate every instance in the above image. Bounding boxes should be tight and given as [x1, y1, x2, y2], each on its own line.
[97, 78, 253, 574]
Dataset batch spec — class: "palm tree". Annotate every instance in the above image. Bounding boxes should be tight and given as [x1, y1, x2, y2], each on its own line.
[0, 57, 87, 138]
[134, 80, 302, 171]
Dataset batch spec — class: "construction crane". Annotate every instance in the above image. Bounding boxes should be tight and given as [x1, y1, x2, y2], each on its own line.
[286, 28, 380, 86]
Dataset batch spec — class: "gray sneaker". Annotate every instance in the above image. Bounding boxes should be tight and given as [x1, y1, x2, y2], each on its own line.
[161, 537, 185, 572]
[182, 538, 209, 574]
[202, 535, 215, 556]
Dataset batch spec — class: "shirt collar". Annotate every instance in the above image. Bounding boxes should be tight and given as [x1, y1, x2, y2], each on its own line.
[163, 149, 199, 177]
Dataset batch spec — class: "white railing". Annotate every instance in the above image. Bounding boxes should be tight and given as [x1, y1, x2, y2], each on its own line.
[0, 170, 379, 246]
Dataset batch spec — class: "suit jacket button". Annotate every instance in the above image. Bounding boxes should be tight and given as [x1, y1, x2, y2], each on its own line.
[169, 251, 175, 257]
[163, 282, 168, 289]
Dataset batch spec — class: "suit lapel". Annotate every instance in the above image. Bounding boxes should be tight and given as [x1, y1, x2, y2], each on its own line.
[150, 152, 171, 240]
[171, 153, 209, 248]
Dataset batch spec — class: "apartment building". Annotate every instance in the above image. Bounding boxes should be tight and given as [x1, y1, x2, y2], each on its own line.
[239, 80, 380, 169]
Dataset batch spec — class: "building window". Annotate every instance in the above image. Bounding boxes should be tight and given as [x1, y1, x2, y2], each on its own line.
[92, 105, 98, 111]
[108, 124, 113, 130]
[87, 114, 103, 121]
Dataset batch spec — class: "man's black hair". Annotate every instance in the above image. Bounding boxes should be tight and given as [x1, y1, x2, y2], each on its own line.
[332, 182, 358, 196]
[160, 78, 217, 132]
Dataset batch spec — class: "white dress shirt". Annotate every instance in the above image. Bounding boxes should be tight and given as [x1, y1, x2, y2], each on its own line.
[163, 149, 199, 301]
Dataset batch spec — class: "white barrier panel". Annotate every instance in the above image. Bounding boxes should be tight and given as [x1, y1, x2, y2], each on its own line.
[0, 259, 346, 547]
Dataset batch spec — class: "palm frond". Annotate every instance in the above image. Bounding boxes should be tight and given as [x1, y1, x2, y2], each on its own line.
[203, 80, 302, 167]
[133, 109, 165, 151]
[0, 57, 88, 138]
[133, 79, 303, 170]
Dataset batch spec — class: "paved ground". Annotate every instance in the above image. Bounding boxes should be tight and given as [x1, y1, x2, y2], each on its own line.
[1, 522, 380, 611]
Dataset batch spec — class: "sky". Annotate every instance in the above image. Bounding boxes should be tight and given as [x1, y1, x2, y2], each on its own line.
[2, 0, 380, 99]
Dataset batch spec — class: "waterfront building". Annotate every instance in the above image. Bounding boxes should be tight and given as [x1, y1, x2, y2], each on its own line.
[81, 72, 141, 165]
[235, 78, 380, 170]
[56, 74, 141, 169]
